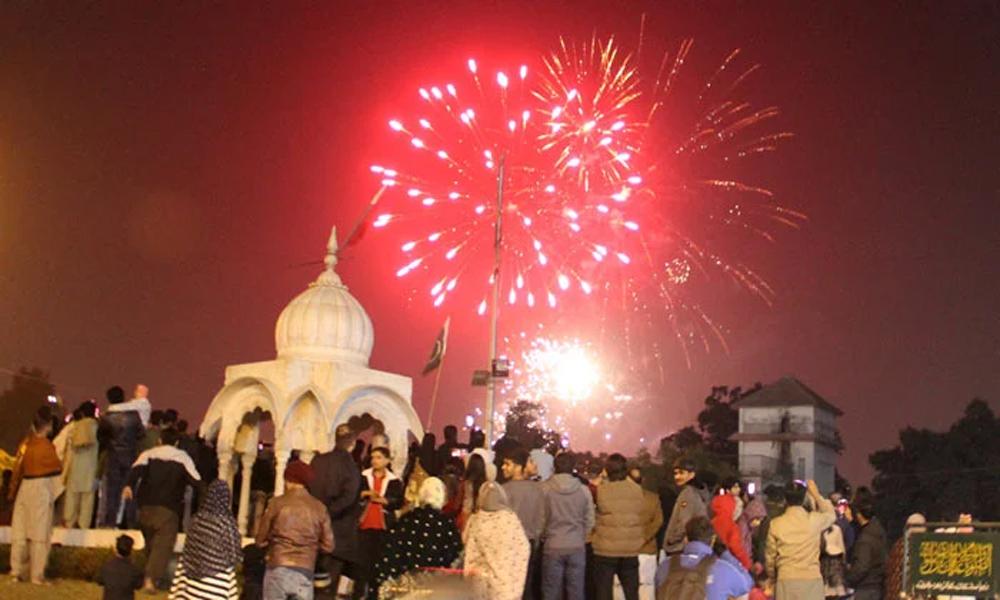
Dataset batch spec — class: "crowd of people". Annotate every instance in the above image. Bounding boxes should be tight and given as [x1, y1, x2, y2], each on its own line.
[2, 394, 969, 600]
[4, 384, 216, 592]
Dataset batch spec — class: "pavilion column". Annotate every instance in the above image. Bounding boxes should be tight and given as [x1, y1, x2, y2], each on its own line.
[274, 449, 291, 497]
[237, 453, 256, 535]
[217, 449, 235, 490]
[391, 436, 408, 476]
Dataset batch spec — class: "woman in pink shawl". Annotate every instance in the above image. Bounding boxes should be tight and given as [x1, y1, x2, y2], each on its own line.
[739, 493, 769, 569]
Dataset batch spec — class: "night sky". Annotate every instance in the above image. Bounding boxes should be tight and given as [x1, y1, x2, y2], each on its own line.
[2, 2, 998, 484]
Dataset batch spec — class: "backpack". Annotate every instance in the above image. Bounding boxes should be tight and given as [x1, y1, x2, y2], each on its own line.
[657, 554, 716, 600]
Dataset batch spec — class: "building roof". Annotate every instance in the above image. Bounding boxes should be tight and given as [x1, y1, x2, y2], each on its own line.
[274, 227, 374, 365]
[733, 377, 843, 416]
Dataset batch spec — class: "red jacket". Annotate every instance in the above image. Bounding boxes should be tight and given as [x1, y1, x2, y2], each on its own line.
[710, 494, 752, 569]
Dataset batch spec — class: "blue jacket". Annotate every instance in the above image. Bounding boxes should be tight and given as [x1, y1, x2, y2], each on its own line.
[655, 541, 753, 600]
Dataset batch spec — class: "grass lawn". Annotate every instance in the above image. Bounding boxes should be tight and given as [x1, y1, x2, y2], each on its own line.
[0, 576, 168, 599]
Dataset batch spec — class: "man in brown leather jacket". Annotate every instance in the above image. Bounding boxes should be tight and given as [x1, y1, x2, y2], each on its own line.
[257, 461, 334, 600]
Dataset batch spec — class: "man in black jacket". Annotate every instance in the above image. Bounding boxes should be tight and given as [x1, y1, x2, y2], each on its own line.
[309, 423, 361, 596]
[123, 427, 202, 592]
[845, 498, 887, 600]
[99, 385, 144, 527]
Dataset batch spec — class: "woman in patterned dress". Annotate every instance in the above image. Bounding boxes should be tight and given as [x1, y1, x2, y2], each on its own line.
[170, 479, 242, 599]
[371, 477, 463, 599]
[463, 481, 531, 600]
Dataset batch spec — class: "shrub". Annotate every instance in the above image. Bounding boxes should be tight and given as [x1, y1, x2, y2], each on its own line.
[0, 544, 145, 580]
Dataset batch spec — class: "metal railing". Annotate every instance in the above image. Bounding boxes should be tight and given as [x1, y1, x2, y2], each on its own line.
[739, 420, 838, 444]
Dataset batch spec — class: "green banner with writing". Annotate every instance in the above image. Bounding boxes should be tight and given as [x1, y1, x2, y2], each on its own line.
[908, 532, 1000, 596]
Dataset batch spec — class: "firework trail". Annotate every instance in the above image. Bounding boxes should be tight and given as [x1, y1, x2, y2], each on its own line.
[533, 32, 806, 374]
[370, 57, 644, 315]
[369, 32, 804, 388]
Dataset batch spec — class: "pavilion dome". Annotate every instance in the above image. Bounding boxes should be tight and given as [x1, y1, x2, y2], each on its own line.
[275, 228, 374, 365]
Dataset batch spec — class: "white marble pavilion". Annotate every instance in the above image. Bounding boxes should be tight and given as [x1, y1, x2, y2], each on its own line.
[199, 228, 424, 533]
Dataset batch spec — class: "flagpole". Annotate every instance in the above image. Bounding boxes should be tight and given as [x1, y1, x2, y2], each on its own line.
[426, 316, 450, 430]
[342, 185, 387, 250]
[426, 349, 445, 430]
[484, 158, 505, 450]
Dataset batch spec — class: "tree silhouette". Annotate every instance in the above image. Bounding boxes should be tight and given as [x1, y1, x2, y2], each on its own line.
[500, 400, 562, 453]
[0, 367, 56, 452]
[659, 385, 759, 469]
[870, 398, 1000, 538]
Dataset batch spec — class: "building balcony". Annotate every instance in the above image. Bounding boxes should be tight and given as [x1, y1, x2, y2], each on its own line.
[732, 420, 839, 448]
[739, 454, 805, 482]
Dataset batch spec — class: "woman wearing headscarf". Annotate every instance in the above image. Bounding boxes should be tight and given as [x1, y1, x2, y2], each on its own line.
[458, 453, 488, 531]
[738, 493, 768, 569]
[463, 481, 531, 600]
[371, 477, 463, 599]
[170, 479, 242, 599]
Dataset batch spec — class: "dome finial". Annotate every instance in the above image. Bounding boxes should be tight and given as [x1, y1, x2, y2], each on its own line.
[325, 226, 339, 271]
[314, 226, 344, 287]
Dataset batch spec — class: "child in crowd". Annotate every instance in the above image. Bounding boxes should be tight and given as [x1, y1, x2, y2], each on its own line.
[96, 535, 143, 600]
[241, 542, 266, 600]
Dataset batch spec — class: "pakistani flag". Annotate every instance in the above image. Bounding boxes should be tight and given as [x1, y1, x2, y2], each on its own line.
[422, 317, 451, 375]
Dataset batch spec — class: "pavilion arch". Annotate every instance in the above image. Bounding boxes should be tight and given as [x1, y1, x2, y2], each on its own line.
[331, 385, 424, 473]
[280, 387, 330, 458]
[204, 377, 281, 455]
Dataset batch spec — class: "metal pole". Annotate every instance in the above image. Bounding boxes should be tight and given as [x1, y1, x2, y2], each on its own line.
[484, 158, 505, 449]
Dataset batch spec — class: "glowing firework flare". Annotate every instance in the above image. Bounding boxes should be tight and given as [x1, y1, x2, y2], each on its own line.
[369, 33, 804, 382]
[535, 32, 806, 370]
[371, 56, 644, 314]
[510, 336, 601, 406]
[496, 334, 635, 448]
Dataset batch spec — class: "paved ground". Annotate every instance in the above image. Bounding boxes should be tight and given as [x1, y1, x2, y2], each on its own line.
[0, 577, 168, 599]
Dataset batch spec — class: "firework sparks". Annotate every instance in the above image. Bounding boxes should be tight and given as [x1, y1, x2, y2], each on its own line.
[369, 34, 804, 382]
[534, 36, 644, 194]
[536, 33, 806, 370]
[371, 56, 645, 313]
[494, 334, 637, 448]
[510, 336, 601, 406]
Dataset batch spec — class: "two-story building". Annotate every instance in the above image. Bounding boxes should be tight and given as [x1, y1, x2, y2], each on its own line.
[730, 377, 842, 494]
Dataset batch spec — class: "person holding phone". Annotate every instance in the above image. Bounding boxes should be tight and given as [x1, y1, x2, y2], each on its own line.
[766, 480, 837, 600]
[764, 480, 836, 600]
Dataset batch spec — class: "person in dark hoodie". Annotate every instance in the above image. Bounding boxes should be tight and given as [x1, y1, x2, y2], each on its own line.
[541, 452, 595, 600]
[99, 385, 144, 527]
[96, 534, 143, 600]
[845, 497, 887, 600]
